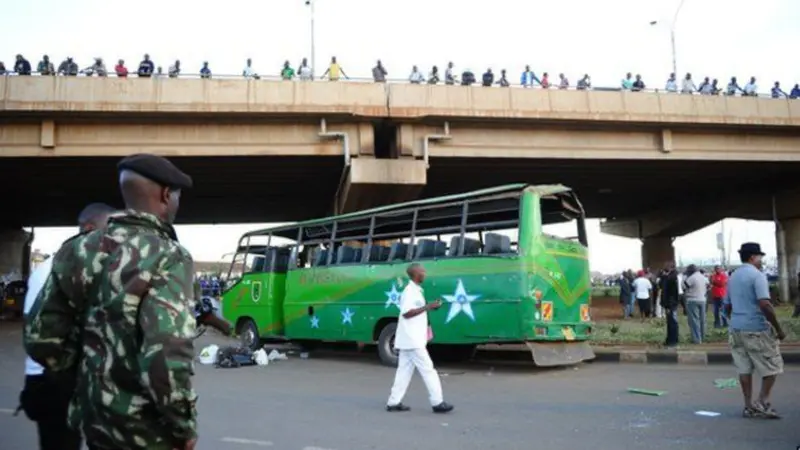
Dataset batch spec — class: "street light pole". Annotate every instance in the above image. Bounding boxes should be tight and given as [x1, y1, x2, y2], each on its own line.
[651, 0, 687, 77]
[306, 0, 316, 79]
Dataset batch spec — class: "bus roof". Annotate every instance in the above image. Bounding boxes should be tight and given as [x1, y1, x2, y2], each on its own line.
[243, 183, 574, 239]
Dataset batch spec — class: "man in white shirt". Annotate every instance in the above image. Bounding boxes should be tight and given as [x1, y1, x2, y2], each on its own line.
[632, 270, 653, 320]
[19, 203, 115, 450]
[386, 263, 454, 414]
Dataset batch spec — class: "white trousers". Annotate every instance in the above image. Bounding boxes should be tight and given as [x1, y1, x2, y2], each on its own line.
[387, 348, 443, 406]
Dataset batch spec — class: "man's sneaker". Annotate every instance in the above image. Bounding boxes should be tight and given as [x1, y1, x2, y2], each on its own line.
[386, 403, 410, 412]
[432, 402, 454, 414]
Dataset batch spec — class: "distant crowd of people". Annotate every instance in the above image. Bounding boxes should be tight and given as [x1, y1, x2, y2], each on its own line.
[3, 53, 799, 98]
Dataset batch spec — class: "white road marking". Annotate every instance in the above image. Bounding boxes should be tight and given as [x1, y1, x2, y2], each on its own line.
[0, 408, 16, 414]
[302, 447, 337, 450]
[220, 437, 274, 446]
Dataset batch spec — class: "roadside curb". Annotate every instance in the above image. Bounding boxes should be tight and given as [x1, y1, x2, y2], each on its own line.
[592, 348, 800, 365]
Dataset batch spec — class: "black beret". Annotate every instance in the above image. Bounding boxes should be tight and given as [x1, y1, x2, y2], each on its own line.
[117, 153, 193, 190]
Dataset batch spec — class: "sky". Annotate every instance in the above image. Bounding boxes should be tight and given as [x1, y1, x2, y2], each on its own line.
[4, 0, 797, 273]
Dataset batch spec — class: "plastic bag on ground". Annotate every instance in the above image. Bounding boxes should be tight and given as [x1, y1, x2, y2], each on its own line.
[254, 349, 269, 366]
[268, 349, 288, 361]
[198, 345, 219, 365]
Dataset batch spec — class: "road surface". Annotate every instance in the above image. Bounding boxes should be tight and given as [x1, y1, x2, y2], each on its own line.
[0, 325, 797, 450]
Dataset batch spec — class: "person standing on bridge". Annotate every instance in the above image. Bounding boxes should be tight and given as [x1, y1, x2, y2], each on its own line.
[386, 263, 454, 414]
[724, 242, 785, 419]
[26, 153, 199, 450]
[19, 203, 115, 450]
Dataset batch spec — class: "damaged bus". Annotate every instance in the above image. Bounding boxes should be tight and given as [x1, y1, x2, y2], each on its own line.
[220, 184, 594, 367]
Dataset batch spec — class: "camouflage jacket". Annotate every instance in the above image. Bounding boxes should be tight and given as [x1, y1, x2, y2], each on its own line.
[25, 210, 198, 449]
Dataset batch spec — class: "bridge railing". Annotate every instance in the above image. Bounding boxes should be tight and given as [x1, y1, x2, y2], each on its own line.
[0, 71, 792, 100]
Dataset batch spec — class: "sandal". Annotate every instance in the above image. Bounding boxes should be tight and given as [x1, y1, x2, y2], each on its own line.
[742, 405, 767, 419]
[757, 402, 781, 419]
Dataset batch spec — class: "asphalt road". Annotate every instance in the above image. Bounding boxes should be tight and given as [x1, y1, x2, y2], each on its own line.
[1, 324, 798, 450]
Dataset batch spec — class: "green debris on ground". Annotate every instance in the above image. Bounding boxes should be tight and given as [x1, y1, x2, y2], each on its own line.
[714, 378, 739, 389]
[627, 388, 667, 396]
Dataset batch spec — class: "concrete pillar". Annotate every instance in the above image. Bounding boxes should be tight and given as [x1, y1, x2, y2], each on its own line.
[641, 236, 675, 271]
[0, 229, 32, 280]
[780, 218, 800, 306]
[334, 158, 427, 214]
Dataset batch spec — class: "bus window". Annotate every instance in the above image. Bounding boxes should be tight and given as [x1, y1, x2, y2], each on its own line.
[540, 192, 587, 246]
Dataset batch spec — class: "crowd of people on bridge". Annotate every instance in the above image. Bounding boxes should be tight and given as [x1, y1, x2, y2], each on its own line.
[3, 52, 800, 99]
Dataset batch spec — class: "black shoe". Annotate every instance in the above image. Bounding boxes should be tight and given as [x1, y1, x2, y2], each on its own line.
[432, 402, 454, 413]
[386, 403, 410, 412]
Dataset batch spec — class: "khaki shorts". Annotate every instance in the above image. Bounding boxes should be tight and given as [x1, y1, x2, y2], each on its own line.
[729, 329, 784, 377]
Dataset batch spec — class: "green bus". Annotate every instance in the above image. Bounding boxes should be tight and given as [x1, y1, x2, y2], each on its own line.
[220, 183, 594, 367]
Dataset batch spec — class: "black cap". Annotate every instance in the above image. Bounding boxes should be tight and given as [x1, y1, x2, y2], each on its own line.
[117, 153, 193, 190]
[738, 242, 765, 256]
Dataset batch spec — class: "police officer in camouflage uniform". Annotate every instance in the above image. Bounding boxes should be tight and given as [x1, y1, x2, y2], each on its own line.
[26, 154, 199, 450]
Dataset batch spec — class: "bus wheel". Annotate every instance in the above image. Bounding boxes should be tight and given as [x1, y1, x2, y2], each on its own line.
[238, 319, 261, 351]
[377, 322, 399, 367]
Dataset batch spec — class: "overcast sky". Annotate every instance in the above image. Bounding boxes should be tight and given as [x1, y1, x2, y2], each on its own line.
[5, 0, 795, 273]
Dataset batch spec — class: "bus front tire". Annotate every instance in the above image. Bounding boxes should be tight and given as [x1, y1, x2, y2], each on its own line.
[377, 322, 399, 367]
[237, 318, 261, 352]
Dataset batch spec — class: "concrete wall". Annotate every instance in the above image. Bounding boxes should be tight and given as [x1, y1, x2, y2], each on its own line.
[4, 77, 800, 127]
[397, 123, 800, 162]
[0, 76, 388, 116]
[0, 121, 375, 158]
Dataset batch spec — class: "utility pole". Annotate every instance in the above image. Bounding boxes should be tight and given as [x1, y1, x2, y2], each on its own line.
[305, 0, 316, 79]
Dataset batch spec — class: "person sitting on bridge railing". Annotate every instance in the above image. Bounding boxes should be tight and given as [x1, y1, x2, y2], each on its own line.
[461, 68, 475, 86]
[577, 74, 591, 90]
[481, 68, 494, 87]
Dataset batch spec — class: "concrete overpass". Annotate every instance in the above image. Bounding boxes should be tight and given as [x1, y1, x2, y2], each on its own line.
[2, 76, 800, 297]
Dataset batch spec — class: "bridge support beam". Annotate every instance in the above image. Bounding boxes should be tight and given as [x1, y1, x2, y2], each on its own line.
[334, 158, 427, 214]
[778, 218, 800, 307]
[0, 228, 32, 280]
[641, 236, 675, 271]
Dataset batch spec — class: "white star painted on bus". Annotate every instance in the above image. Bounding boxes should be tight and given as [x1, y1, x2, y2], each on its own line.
[310, 316, 320, 328]
[443, 280, 481, 324]
[385, 284, 402, 309]
[341, 308, 355, 325]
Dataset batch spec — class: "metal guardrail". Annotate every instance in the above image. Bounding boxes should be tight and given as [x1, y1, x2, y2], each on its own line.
[0, 70, 796, 100]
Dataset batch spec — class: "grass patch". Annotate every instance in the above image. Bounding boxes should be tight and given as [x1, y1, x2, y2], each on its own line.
[591, 305, 799, 346]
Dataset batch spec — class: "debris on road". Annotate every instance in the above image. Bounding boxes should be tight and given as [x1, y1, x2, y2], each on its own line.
[268, 349, 288, 361]
[714, 378, 739, 389]
[198, 345, 219, 365]
[254, 349, 269, 366]
[695, 411, 721, 417]
[627, 388, 667, 396]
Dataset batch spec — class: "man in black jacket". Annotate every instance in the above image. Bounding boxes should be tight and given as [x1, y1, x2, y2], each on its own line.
[659, 262, 680, 347]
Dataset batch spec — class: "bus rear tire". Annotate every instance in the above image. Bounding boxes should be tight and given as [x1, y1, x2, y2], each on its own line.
[237, 318, 261, 352]
[377, 321, 399, 367]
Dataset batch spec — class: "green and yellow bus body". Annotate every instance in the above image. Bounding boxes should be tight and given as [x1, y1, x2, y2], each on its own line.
[221, 184, 594, 366]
